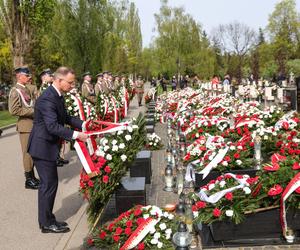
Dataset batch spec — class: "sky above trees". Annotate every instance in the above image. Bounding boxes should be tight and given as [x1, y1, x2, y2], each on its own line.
[131, 0, 300, 47]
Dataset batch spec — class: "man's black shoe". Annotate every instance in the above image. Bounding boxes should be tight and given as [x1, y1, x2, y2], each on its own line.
[56, 159, 64, 167]
[41, 224, 70, 233]
[56, 221, 68, 227]
[25, 179, 39, 189]
[0, 129, 2, 136]
[59, 157, 69, 165]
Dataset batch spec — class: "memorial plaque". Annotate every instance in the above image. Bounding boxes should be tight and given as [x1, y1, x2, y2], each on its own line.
[130, 150, 152, 184]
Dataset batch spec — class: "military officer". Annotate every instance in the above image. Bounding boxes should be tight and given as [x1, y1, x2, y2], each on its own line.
[8, 67, 39, 189]
[81, 72, 96, 104]
[135, 75, 144, 106]
[39, 68, 53, 95]
[95, 73, 107, 95]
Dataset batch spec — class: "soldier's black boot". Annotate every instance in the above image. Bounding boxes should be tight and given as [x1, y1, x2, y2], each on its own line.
[25, 171, 39, 190]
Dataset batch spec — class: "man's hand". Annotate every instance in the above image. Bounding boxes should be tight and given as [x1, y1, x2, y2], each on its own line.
[77, 132, 88, 142]
[86, 120, 102, 131]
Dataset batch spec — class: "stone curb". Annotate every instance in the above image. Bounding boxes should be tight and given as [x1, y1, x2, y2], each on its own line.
[0, 123, 16, 130]
[54, 201, 88, 250]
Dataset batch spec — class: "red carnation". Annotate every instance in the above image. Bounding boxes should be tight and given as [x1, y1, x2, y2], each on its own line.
[268, 184, 283, 196]
[134, 208, 142, 216]
[292, 162, 300, 170]
[80, 181, 85, 189]
[263, 163, 280, 172]
[137, 242, 145, 250]
[108, 223, 115, 231]
[249, 142, 254, 147]
[98, 157, 106, 165]
[95, 161, 104, 169]
[115, 227, 123, 235]
[113, 235, 120, 242]
[136, 217, 145, 225]
[184, 153, 191, 161]
[195, 201, 206, 209]
[104, 165, 111, 173]
[282, 121, 289, 130]
[236, 175, 243, 179]
[213, 208, 222, 217]
[125, 227, 132, 236]
[87, 238, 94, 246]
[103, 175, 109, 183]
[192, 205, 198, 211]
[126, 220, 133, 228]
[224, 174, 232, 179]
[246, 176, 259, 185]
[87, 180, 94, 187]
[217, 176, 223, 181]
[224, 156, 231, 162]
[99, 231, 106, 239]
[225, 192, 233, 201]
[234, 153, 240, 159]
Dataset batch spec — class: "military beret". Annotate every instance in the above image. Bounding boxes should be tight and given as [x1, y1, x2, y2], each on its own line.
[96, 73, 103, 77]
[82, 71, 91, 78]
[15, 67, 31, 75]
[39, 68, 52, 78]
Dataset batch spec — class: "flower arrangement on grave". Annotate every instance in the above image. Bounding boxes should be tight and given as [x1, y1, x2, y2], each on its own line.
[79, 114, 146, 223]
[145, 133, 163, 150]
[191, 173, 260, 224]
[84, 205, 177, 250]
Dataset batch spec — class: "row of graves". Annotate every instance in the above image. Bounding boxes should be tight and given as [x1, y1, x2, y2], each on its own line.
[201, 73, 299, 113]
[71, 79, 300, 249]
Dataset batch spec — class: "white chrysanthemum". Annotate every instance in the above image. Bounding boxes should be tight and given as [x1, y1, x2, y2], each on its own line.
[106, 154, 112, 160]
[159, 223, 167, 231]
[168, 214, 174, 220]
[127, 126, 133, 133]
[157, 241, 163, 248]
[104, 145, 110, 152]
[119, 143, 125, 149]
[243, 187, 251, 194]
[132, 125, 138, 129]
[225, 210, 234, 217]
[112, 145, 118, 152]
[149, 227, 156, 234]
[117, 130, 123, 135]
[150, 238, 158, 245]
[236, 160, 242, 165]
[154, 232, 161, 239]
[112, 139, 118, 145]
[125, 135, 132, 141]
[68, 106, 72, 111]
[222, 161, 228, 166]
[165, 228, 172, 235]
[121, 154, 127, 161]
[219, 180, 226, 188]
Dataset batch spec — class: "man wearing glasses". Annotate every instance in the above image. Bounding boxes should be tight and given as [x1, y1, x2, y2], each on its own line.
[28, 66, 88, 233]
[9, 67, 40, 190]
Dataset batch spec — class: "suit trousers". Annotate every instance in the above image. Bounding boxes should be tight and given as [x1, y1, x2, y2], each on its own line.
[19, 132, 33, 172]
[33, 158, 58, 227]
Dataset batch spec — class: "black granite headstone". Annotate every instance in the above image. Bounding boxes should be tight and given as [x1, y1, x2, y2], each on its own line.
[130, 150, 152, 184]
[146, 125, 155, 133]
[115, 177, 146, 215]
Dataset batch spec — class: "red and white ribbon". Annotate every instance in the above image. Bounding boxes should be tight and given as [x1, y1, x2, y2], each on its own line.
[70, 94, 86, 121]
[198, 173, 249, 203]
[111, 96, 118, 122]
[120, 217, 159, 250]
[75, 121, 129, 174]
[280, 172, 300, 241]
[11, 88, 33, 108]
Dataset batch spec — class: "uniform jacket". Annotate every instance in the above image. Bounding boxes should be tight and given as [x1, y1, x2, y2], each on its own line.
[9, 83, 34, 133]
[81, 81, 95, 103]
[28, 85, 83, 161]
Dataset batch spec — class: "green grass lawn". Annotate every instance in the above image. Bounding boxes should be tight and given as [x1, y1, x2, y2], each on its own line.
[0, 110, 17, 128]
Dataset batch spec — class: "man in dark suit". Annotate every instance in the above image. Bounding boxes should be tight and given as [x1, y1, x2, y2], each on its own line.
[28, 67, 88, 233]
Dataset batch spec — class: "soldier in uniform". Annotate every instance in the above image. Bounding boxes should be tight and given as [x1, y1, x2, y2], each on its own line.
[95, 73, 107, 95]
[135, 75, 144, 106]
[8, 67, 39, 189]
[81, 72, 96, 103]
[39, 68, 53, 94]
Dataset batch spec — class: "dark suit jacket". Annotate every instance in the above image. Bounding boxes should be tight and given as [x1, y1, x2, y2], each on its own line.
[28, 85, 83, 161]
